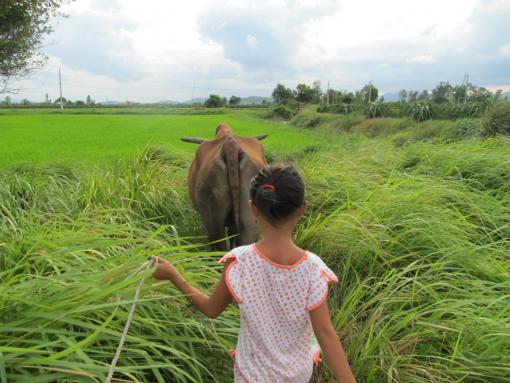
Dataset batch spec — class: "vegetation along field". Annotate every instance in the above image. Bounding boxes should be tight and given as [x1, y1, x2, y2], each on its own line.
[1, 105, 510, 382]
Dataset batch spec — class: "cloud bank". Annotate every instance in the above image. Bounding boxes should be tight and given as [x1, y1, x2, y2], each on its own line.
[10, 0, 510, 102]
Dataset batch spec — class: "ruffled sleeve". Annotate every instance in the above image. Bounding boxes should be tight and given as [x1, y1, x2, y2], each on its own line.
[305, 254, 338, 312]
[219, 251, 244, 304]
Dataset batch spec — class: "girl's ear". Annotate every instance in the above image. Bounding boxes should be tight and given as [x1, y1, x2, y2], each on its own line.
[249, 200, 259, 217]
[299, 201, 308, 218]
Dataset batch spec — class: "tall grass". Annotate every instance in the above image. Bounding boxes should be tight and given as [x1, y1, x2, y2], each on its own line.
[296, 138, 510, 382]
[1, 119, 510, 382]
[0, 149, 238, 382]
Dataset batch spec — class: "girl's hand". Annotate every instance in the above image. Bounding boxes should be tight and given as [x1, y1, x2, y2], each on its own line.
[152, 256, 178, 281]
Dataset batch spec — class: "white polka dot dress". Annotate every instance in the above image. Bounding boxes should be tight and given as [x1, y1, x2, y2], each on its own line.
[219, 244, 338, 382]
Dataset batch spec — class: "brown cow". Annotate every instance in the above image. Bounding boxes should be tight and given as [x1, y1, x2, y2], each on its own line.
[182, 123, 268, 250]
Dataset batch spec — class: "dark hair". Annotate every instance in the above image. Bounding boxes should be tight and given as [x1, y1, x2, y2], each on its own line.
[249, 163, 305, 226]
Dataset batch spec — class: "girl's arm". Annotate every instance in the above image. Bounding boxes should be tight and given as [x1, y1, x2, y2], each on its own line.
[152, 256, 233, 318]
[309, 300, 357, 383]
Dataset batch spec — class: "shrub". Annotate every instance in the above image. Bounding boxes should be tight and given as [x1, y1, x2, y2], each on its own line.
[391, 120, 482, 146]
[411, 102, 433, 121]
[317, 103, 353, 115]
[481, 102, 510, 136]
[269, 104, 293, 120]
[328, 113, 366, 133]
[366, 102, 385, 119]
[204, 94, 225, 108]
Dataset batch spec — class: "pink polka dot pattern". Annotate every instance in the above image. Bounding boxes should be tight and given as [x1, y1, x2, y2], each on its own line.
[219, 244, 338, 382]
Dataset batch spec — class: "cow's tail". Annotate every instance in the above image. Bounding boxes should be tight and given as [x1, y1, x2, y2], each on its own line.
[223, 136, 241, 245]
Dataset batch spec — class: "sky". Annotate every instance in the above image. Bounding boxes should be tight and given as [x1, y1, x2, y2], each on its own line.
[9, 0, 510, 103]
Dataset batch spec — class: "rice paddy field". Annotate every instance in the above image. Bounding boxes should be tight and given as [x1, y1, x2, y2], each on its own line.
[1, 107, 509, 382]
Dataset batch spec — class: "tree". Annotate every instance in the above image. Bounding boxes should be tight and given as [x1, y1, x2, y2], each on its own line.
[204, 94, 225, 108]
[453, 85, 467, 103]
[408, 90, 418, 102]
[326, 89, 338, 104]
[228, 95, 241, 106]
[86, 94, 92, 105]
[340, 92, 354, 104]
[468, 85, 492, 103]
[418, 90, 430, 100]
[295, 83, 314, 103]
[44, 92, 50, 103]
[4, 95, 11, 105]
[359, 83, 378, 103]
[272, 83, 293, 105]
[432, 82, 453, 103]
[312, 80, 322, 103]
[21, 98, 30, 105]
[0, 0, 69, 93]
[398, 89, 408, 103]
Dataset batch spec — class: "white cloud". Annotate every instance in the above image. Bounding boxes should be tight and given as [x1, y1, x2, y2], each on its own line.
[246, 35, 259, 48]
[406, 55, 437, 63]
[500, 42, 510, 58]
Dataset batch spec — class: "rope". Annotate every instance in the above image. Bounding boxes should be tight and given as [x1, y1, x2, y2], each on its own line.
[105, 258, 155, 383]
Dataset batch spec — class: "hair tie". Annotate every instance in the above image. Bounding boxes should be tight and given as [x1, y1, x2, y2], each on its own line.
[261, 183, 275, 192]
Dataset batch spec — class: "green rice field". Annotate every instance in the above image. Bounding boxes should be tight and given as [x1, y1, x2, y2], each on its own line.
[1, 107, 509, 382]
[0, 111, 326, 168]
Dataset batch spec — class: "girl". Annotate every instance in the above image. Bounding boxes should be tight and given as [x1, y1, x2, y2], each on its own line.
[153, 163, 356, 382]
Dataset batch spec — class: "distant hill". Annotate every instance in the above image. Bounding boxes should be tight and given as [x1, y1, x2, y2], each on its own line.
[381, 92, 400, 102]
[157, 100, 181, 105]
[181, 98, 207, 105]
[502, 91, 510, 100]
[102, 100, 124, 105]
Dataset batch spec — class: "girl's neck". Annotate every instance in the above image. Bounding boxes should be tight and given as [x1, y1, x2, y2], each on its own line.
[258, 221, 296, 247]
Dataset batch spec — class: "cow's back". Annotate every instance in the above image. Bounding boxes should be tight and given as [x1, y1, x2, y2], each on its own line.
[188, 135, 266, 248]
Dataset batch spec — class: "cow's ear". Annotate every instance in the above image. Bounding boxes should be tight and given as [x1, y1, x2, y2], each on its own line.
[255, 134, 268, 141]
[181, 137, 207, 144]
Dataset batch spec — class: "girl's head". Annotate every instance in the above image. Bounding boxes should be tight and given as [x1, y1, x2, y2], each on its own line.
[249, 163, 305, 227]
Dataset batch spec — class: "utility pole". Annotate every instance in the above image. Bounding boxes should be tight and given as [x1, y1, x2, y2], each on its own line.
[368, 80, 372, 103]
[464, 73, 469, 104]
[59, 67, 63, 110]
[326, 81, 330, 106]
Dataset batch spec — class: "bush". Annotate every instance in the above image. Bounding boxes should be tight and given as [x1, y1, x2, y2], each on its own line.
[351, 118, 403, 137]
[410, 102, 433, 121]
[324, 113, 366, 133]
[204, 94, 225, 108]
[290, 109, 341, 129]
[367, 102, 385, 119]
[392, 119, 483, 147]
[481, 102, 510, 136]
[317, 103, 353, 115]
[318, 100, 494, 122]
[268, 104, 293, 120]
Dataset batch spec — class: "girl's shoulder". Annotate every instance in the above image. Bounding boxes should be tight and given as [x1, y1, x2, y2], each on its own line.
[218, 244, 254, 264]
[304, 251, 339, 284]
[305, 251, 327, 268]
[230, 244, 255, 259]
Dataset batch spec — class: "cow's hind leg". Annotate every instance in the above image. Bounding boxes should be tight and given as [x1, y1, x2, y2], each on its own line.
[200, 208, 230, 251]
[239, 156, 260, 245]
[196, 159, 233, 251]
